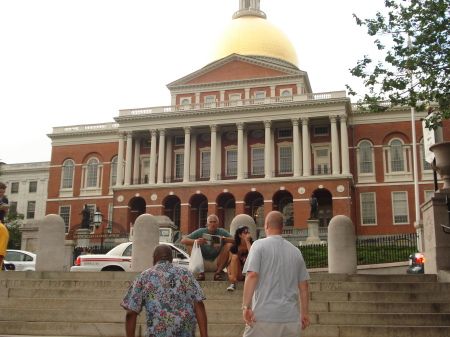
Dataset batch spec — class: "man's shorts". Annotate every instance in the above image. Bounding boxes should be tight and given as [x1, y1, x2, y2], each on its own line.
[243, 321, 302, 337]
[203, 256, 219, 272]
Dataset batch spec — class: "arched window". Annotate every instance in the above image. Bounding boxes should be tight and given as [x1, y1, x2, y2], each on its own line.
[174, 202, 181, 229]
[199, 201, 208, 228]
[86, 158, 99, 188]
[420, 139, 432, 171]
[281, 90, 291, 96]
[390, 139, 404, 172]
[110, 157, 118, 186]
[359, 141, 374, 174]
[61, 159, 74, 189]
[280, 197, 294, 226]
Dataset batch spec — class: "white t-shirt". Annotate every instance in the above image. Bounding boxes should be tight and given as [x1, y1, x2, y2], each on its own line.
[242, 235, 310, 322]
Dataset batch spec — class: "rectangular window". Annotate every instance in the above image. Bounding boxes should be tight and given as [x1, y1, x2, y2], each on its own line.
[200, 151, 211, 178]
[278, 129, 292, 138]
[27, 201, 36, 219]
[175, 136, 185, 146]
[11, 182, 19, 194]
[29, 181, 37, 193]
[175, 153, 184, 179]
[393, 191, 409, 224]
[255, 91, 266, 98]
[279, 146, 292, 173]
[314, 126, 329, 136]
[252, 148, 265, 175]
[87, 204, 96, 232]
[9, 201, 17, 213]
[226, 150, 237, 176]
[205, 95, 216, 103]
[361, 193, 376, 225]
[59, 206, 71, 234]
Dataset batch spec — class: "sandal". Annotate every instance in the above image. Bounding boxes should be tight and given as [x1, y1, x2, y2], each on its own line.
[214, 273, 225, 281]
[196, 273, 205, 281]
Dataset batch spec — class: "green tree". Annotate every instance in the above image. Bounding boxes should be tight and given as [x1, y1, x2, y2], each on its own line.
[347, 0, 450, 129]
[5, 212, 24, 249]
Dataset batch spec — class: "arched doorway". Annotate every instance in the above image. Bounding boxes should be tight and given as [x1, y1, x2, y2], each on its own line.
[313, 189, 333, 227]
[189, 194, 208, 231]
[129, 197, 146, 225]
[217, 193, 235, 232]
[273, 190, 294, 226]
[163, 195, 181, 230]
[244, 192, 264, 227]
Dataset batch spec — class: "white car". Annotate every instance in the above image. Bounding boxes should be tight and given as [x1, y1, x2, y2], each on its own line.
[5, 250, 36, 271]
[70, 242, 190, 272]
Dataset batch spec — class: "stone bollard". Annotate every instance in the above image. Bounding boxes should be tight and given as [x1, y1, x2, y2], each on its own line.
[229, 214, 257, 239]
[36, 214, 66, 271]
[131, 213, 159, 272]
[328, 215, 357, 274]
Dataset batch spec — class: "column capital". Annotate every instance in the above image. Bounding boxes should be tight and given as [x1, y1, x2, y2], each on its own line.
[340, 114, 348, 124]
[158, 128, 166, 137]
[301, 117, 309, 125]
[150, 129, 158, 137]
[210, 124, 219, 132]
[236, 122, 245, 130]
[126, 131, 133, 138]
[184, 126, 191, 134]
[264, 120, 272, 128]
[329, 115, 338, 123]
[291, 118, 299, 126]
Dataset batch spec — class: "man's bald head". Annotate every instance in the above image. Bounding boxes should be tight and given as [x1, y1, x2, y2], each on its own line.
[265, 211, 284, 232]
[153, 244, 173, 264]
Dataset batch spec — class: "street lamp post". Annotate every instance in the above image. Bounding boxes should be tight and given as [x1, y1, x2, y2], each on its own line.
[93, 208, 104, 249]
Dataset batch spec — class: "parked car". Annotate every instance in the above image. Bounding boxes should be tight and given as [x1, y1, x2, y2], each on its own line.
[1, 260, 16, 271]
[5, 250, 36, 271]
[407, 252, 425, 274]
[70, 242, 190, 272]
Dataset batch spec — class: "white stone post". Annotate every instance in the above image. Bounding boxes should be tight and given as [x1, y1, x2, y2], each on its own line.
[131, 214, 159, 272]
[328, 215, 357, 274]
[36, 214, 66, 271]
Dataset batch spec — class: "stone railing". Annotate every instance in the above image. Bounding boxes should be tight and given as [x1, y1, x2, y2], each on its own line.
[119, 91, 347, 116]
[52, 122, 120, 134]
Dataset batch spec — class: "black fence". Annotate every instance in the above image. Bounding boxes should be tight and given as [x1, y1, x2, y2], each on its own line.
[299, 234, 418, 269]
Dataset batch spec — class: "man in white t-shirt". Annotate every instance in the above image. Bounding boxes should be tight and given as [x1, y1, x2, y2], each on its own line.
[241, 211, 310, 337]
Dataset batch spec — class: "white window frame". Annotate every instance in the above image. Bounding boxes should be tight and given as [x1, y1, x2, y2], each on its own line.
[281, 89, 292, 96]
[205, 95, 216, 103]
[392, 191, 409, 225]
[110, 156, 118, 187]
[357, 140, 375, 183]
[200, 150, 211, 179]
[420, 138, 433, 180]
[26, 201, 36, 219]
[424, 190, 435, 203]
[278, 129, 292, 139]
[80, 158, 102, 196]
[278, 143, 292, 174]
[360, 192, 377, 226]
[60, 159, 75, 197]
[312, 143, 331, 175]
[180, 98, 191, 105]
[174, 151, 184, 180]
[175, 136, 185, 146]
[226, 149, 238, 176]
[251, 146, 265, 175]
[313, 125, 329, 137]
[229, 93, 241, 101]
[383, 138, 412, 182]
[59, 205, 71, 234]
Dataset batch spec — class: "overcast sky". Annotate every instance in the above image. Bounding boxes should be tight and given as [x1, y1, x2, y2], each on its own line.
[0, 0, 386, 164]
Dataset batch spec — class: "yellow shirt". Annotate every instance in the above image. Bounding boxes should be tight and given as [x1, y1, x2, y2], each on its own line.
[0, 222, 10, 268]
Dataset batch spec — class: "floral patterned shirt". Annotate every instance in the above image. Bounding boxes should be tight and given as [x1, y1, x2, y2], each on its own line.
[121, 260, 206, 337]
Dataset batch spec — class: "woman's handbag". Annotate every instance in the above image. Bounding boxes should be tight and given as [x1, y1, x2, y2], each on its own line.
[188, 240, 204, 274]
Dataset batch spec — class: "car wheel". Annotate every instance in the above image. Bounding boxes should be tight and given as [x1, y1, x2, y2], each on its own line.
[101, 266, 125, 271]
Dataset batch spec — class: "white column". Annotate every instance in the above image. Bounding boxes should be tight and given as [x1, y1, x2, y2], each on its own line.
[165, 136, 172, 181]
[210, 124, 217, 181]
[133, 138, 140, 184]
[330, 115, 340, 175]
[270, 86, 276, 97]
[340, 115, 350, 174]
[302, 118, 311, 177]
[157, 129, 166, 184]
[195, 93, 200, 105]
[264, 120, 272, 178]
[116, 132, 125, 186]
[183, 126, 191, 182]
[149, 129, 157, 184]
[124, 132, 133, 185]
[245, 88, 250, 100]
[237, 122, 245, 180]
[220, 90, 225, 102]
[292, 118, 301, 177]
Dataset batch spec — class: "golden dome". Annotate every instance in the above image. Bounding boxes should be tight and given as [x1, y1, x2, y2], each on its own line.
[211, 16, 299, 68]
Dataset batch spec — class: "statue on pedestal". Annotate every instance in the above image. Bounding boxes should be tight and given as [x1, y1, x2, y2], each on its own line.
[79, 205, 90, 229]
[309, 194, 318, 220]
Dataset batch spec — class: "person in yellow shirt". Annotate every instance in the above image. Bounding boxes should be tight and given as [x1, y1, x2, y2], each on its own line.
[0, 221, 9, 271]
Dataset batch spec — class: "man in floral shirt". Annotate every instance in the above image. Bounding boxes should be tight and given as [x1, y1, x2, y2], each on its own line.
[121, 244, 208, 337]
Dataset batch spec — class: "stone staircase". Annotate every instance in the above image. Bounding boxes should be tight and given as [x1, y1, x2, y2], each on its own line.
[1, 271, 450, 337]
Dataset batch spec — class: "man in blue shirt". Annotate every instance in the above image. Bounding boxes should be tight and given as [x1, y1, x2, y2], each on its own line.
[181, 214, 234, 281]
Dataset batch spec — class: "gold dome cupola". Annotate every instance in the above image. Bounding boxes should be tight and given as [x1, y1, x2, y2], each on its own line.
[211, 0, 299, 68]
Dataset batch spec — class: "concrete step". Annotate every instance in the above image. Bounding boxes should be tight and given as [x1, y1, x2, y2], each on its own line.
[309, 281, 450, 292]
[327, 301, 450, 313]
[311, 290, 450, 302]
[301, 325, 450, 337]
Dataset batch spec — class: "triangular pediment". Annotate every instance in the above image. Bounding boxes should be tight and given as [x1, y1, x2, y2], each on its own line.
[167, 54, 306, 89]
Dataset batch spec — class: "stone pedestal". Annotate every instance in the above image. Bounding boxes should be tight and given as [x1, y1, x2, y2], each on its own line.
[76, 228, 92, 247]
[19, 220, 40, 252]
[421, 189, 450, 274]
[328, 215, 357, 274]
[132, 214, 159, 272]
[305, 219, 321, 244]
